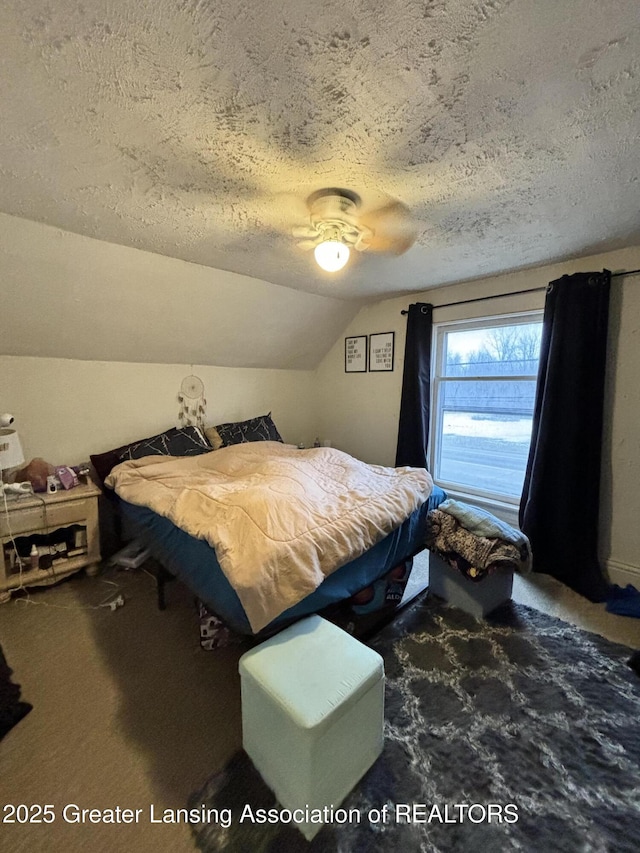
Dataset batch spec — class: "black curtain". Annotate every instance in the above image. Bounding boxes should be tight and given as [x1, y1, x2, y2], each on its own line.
[395, 303, 433, 468]
[519, 270, 611, 601]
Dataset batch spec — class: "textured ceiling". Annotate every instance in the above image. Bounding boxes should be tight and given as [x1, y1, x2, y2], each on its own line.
[1, 0, 639, 300]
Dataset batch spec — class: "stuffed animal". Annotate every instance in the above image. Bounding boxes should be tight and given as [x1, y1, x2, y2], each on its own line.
[13, 458, 55, 493]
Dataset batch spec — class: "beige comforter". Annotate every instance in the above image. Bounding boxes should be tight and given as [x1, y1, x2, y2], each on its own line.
[106, 442, 432, 632]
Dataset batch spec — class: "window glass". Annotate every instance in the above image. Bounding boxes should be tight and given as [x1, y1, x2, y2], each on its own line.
[432, 316, 542, 502]
[444, 323, 541, 377]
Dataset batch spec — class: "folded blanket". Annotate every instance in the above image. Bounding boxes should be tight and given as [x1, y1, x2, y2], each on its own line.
[426, 507, 530, 581]
[438, 499, 532, 571]
[107, 442, 432, 632]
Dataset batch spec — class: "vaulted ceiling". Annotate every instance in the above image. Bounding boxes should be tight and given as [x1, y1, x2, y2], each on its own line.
[1, 0, 639, 301]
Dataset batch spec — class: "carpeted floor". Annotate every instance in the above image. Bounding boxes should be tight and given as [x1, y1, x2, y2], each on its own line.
[0, 554, 639, 852]
[188, 595, 640, 852]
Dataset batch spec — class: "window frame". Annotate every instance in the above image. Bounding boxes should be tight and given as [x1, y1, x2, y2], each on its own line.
[429, 309, 544, 511]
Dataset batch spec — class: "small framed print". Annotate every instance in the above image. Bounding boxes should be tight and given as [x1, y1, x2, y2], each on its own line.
[369, 332, 395, 372]
[345, 335, 368, 373]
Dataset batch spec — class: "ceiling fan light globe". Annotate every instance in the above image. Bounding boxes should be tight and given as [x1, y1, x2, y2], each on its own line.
[314, 240, 350, 272]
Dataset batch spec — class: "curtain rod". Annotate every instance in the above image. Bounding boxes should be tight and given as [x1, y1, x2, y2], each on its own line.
[400, 268, 640, 315]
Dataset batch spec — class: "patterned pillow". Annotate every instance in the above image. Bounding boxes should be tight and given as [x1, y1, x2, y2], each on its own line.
[120, 426, 212, 461]
[215, 413, 283, 447]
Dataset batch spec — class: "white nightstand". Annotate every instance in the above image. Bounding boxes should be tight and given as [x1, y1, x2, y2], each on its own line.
[0, 482, 102, 603]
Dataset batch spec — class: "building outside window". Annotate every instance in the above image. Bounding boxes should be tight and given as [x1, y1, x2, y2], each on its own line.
[430, 312, 543, 510]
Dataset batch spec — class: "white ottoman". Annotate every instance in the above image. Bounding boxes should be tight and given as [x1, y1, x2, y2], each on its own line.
[239, 614, 384, 840]
[429, 550, 514, 618]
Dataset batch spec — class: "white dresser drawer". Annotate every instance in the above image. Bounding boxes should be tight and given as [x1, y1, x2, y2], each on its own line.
[0, 498, 93, 537]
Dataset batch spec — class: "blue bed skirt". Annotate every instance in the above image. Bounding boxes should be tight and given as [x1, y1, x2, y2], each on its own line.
[121, 485, 447, 636]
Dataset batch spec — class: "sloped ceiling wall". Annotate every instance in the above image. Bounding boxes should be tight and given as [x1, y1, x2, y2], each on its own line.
[0, 213, 360, 369]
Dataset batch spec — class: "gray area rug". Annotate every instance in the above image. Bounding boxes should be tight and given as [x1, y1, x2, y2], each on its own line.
[188, 594, 640, 852]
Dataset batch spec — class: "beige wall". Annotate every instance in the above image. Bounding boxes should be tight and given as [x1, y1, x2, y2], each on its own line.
[315, 245, 640, 582]
[1, 356, 317, 466]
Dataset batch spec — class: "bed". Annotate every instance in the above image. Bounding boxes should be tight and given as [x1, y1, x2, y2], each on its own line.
[93, 418, 446, 637]
[119, 486, 445, 636]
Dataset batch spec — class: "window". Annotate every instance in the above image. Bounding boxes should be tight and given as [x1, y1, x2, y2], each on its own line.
[430, 312, 543, 504]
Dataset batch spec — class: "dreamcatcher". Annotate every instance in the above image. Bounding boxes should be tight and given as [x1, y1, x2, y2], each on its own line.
[178, 374, 207, 430]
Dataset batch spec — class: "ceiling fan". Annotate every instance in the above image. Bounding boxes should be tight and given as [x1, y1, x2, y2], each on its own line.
[292, 188, 417, 272]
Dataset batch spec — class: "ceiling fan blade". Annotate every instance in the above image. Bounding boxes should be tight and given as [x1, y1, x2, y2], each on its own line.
[297, 238, 321, 251]
[360, 201, 417, 255]
[292, 225, 318, 240]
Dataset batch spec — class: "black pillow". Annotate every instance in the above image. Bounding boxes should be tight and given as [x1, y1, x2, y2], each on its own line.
[91, 442, 141, 484]
[215, 413, 283, 447]
[91, 427, 212, 483]
[120, 426, 212, 461]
